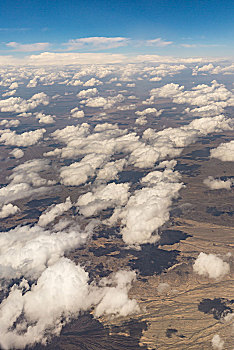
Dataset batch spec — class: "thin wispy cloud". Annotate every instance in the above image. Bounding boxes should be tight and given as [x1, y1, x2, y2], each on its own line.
[6, 42, 50, 52]
[64, 37, 130, 50]
[145, 38, 173, 47]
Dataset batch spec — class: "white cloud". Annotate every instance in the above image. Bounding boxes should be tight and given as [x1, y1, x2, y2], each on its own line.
[9, 148, 24, 159]
[38, 197, 72, 227]
[83, 78, 103, 87]
[146, 38, 173, 47]
[0, 92, 49, 113]
[193, 252, 230, 279]
[0, 159, 55, 206]
[106, 169, 183, 246]
[6, 42, 50, 52]
[135, 107, 163, 117]
[212, 335, 224, 350]
[60, 154, 108, 186]
[77, 88, 98, 99]
[203, 176, 233, 190]
[0, 203, 20, 218]
[148, 80, 234, 116]
[70, 107, 85, 118]
[0, 128, 46, 146]
[0, 119, 20, 127]
[210, 140, 234, 162]
[64, 37, 129, 50]
[35, 112, 55, 124]
[2, 90, 16, 97]
[76, 182, 130, 217]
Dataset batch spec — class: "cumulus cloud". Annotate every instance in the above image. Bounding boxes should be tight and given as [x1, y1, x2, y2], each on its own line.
[2, 90, 16, 97]
[0, 119, 20, 128]
[193, 252, 230, 279]
[0, 128, 46, 146]
[96, 159, 126, 182]
[60, 154, 108, 186]
[83, 78, 103, 87]
[212, 334, 224, 350]
[70, 107, 85, 118]
[0, 216, 138, 349]
[210, 140, 234, 162]
[77, 182, 130, 217]
[0, 159, 55, 206]
[38, 197, 72, 227]
[106, 169, 183, 245]
[77, 87, 98, 98]
[135, 107, 163, 117]
[9, 148, 24, 159]
[203, 176, 233, 190]
[35, 112, 55, 124]
[83, 93, 125, 109]
[0, 92, 49, 113]
[148, 80, 234, 116]
[0, 203, 20, 218]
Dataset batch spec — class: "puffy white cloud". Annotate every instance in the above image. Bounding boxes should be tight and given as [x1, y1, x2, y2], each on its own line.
[96, 159, 126, 182]
[0, 128, 46, 146]
[93, 270, 139, 317]
[210, 140, 234, 162]
[193, 252, 230, 279]
[0, 259, 138, 349]
[135, 107, 163, 117]
[135, 115, 147, 125]
[212, 335, 224, 350]
[83, 78, 103, 87]
[70, 107, 85, 118]
[0, 203, 20, 219]
[2, 90, 16, 97]
[60, 154, 108, 186]
[83, 94, 125, 109]
[35, 112, 55, 124]
[9, 148, 24, 159]
[38, 197, 72, 227]
[148, 80, 234, 116]
[106, 169, 183, 246]
[9, 81, 18, 89]
[0, 92, 49, 113]
[203, 176, 233, 190]
[77, 87, 98, 98]
[0, 206, 138, 349]
[0, 159, 55, 206]
[77, 182, 130, 217]
[0, 119, 20, 127]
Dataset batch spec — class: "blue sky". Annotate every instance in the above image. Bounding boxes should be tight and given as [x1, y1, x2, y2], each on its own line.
[0, 0, 233, 57]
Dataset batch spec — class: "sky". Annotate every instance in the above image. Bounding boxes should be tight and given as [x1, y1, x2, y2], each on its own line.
[0, 0, 234, 59]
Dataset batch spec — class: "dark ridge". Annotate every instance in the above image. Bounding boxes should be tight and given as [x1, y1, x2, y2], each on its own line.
[166, 328, 178, 338]
[26, 197, 60, 208]
[158, 229, 192, 246]
[198, 298, 233, 320]
[117, 170, 145, 184]
[128, 244, 180, 276]
[182, 147, 210, 160]
[200, 134, 225, 144]
[31, 314, 149, 350]
[175, 162, 201, 176]
[21, 208, 42, 220]
[89, 244, 120, 257]
[206, 207, 234, 217]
